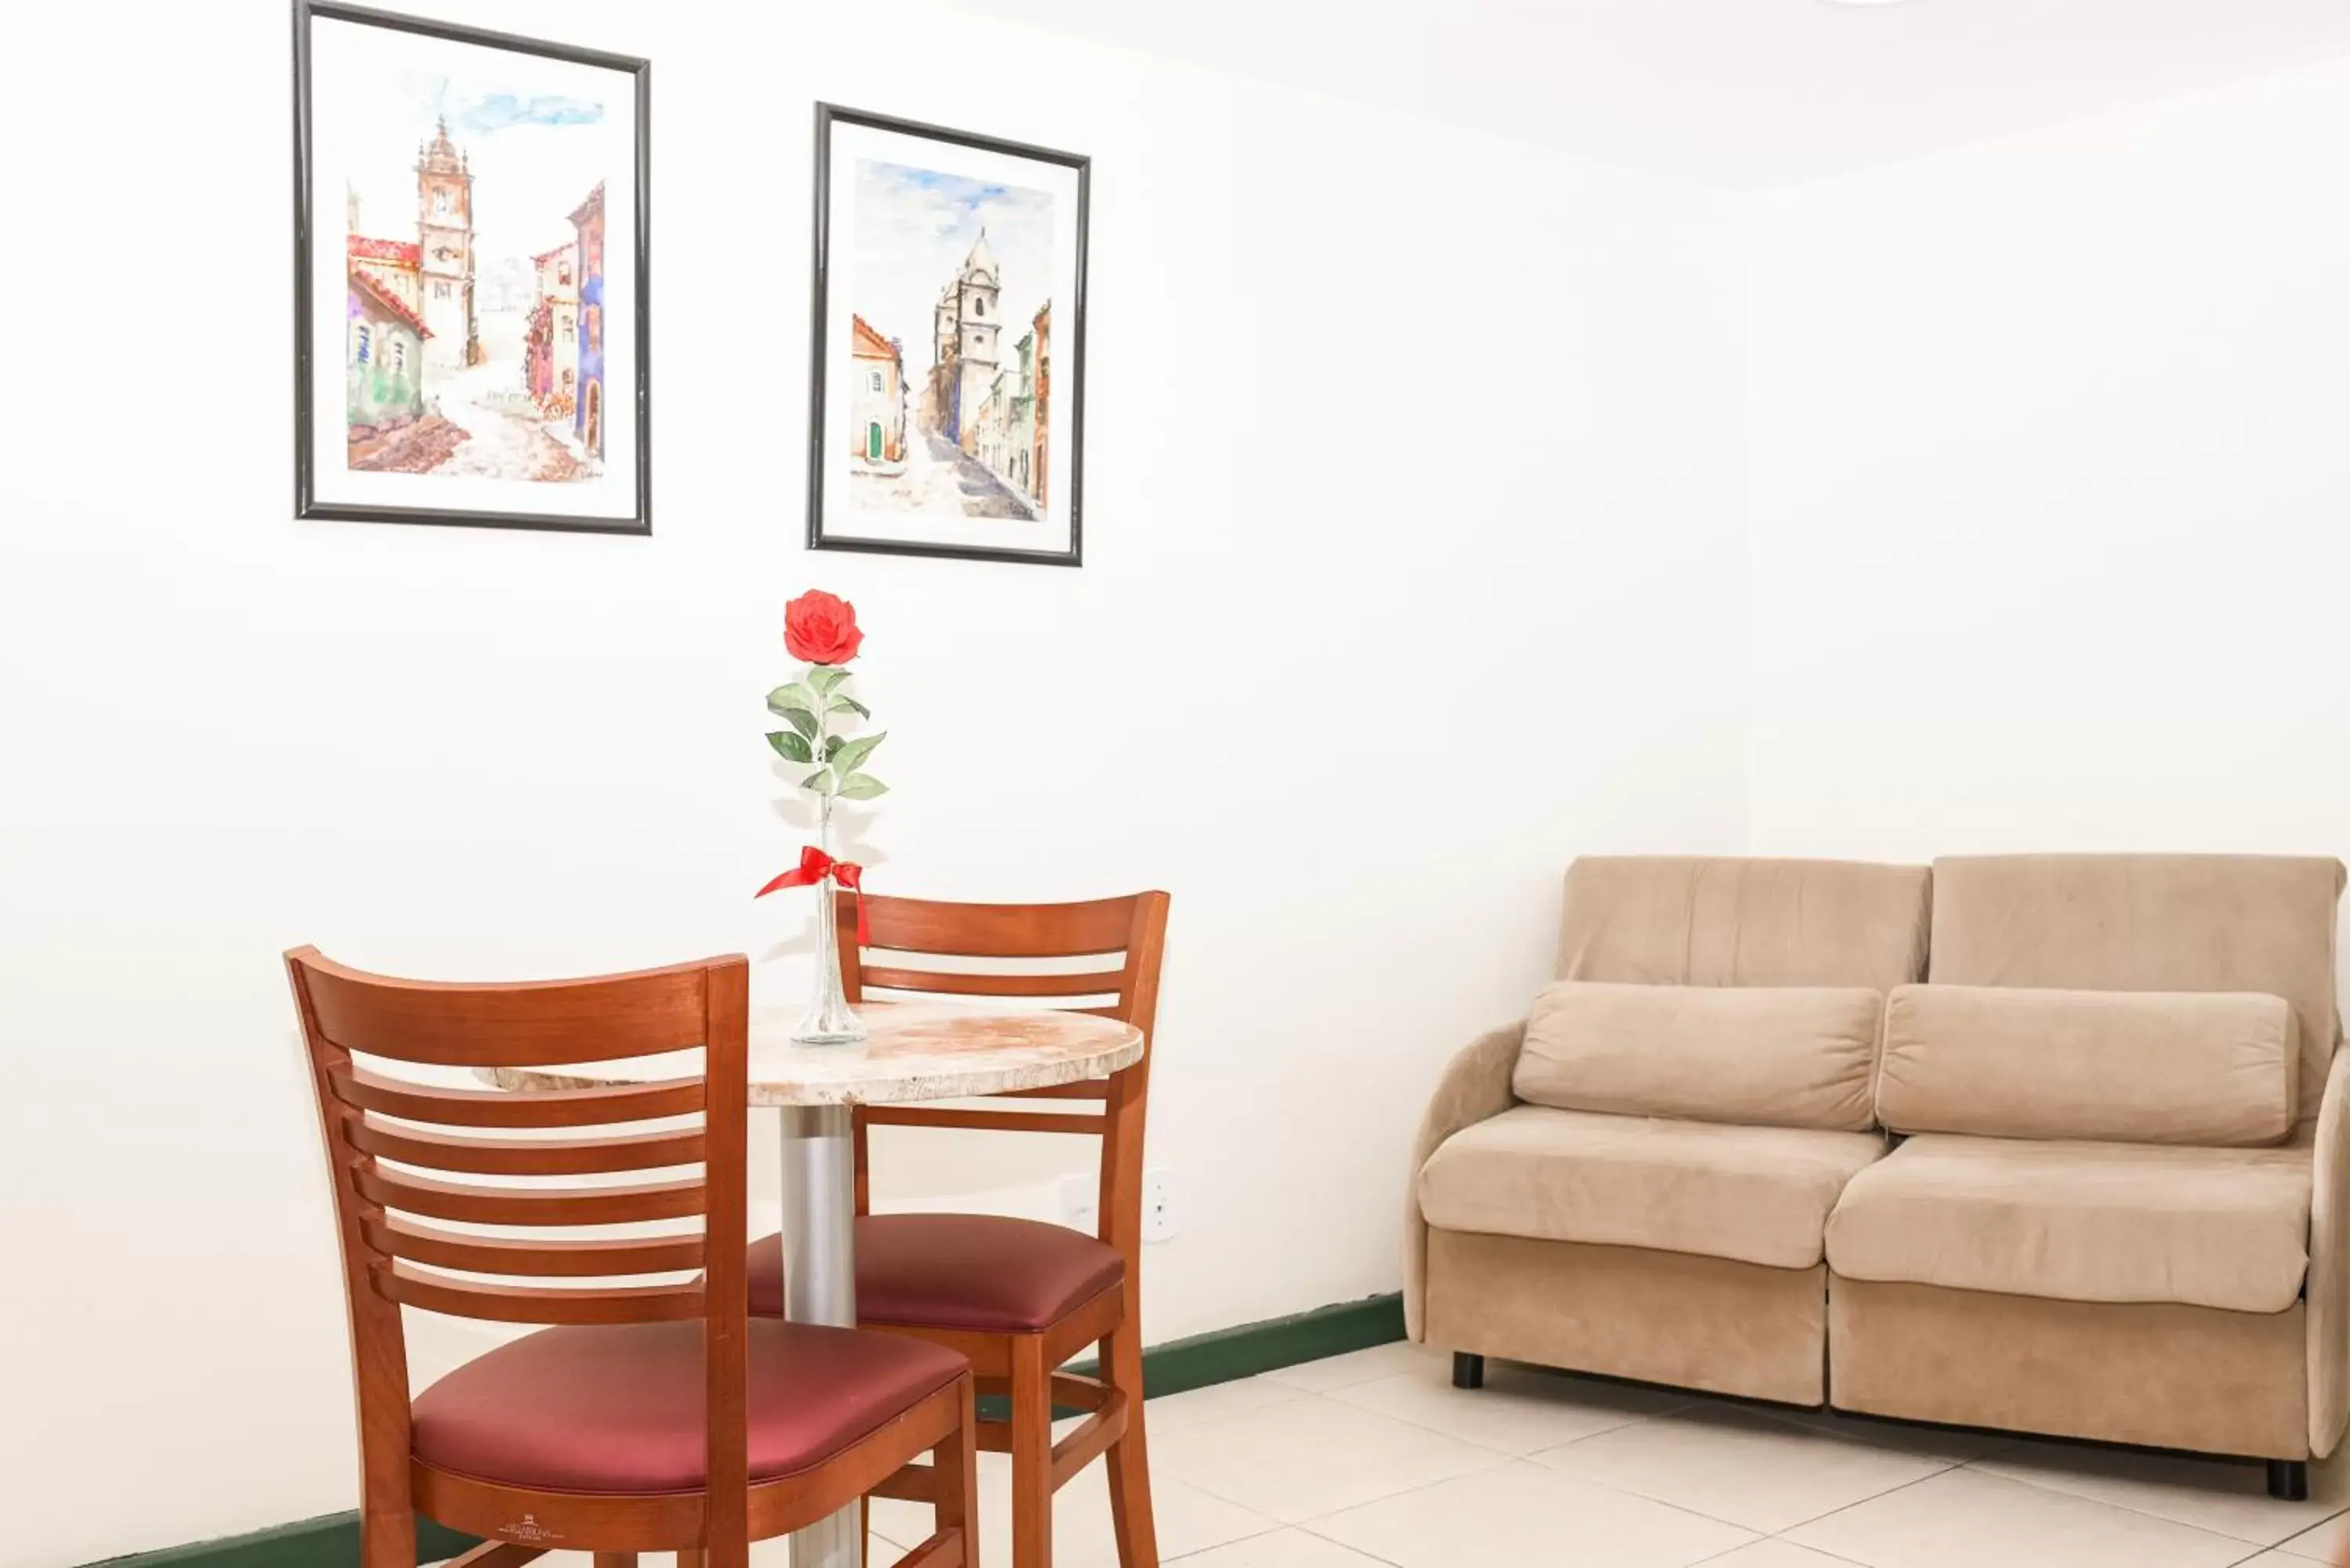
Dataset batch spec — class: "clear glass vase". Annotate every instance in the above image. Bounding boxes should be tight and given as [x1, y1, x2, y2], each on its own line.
[792, 815, 867, 1046]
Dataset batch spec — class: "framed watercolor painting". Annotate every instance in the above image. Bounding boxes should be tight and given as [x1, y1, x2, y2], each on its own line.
[292, 0, 651, 534]
[807, 104, 1090, 568]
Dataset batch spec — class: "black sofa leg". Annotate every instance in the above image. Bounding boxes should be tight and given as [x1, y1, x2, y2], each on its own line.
[2267, 1459, 2309, 1501]
[1452, 1352, 1484, 1390]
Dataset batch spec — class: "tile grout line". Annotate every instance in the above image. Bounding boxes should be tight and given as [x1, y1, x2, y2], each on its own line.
[1155, 1517, 1296, 1564]
[1284, 1519, 1415, 1568]
[1701, 1536, 1878, 1568]
[1142, 1387, 1511, 1526]
[1323, 1371, 1694, 1458]
[1287, 1453, 1777, 1559]
[1759, 1458, 1980, 1546]
[1765, 1452, 1976, 1537]
[2266, 1529, 2350, 1566]
[1951, 1451, 2350, 1553]
[1212, 1375, 1967, 1549]
[1515, 1403, 1979, 1541]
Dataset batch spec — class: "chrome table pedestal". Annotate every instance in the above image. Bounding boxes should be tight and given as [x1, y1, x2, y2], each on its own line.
[779, 1104, 861, 1568]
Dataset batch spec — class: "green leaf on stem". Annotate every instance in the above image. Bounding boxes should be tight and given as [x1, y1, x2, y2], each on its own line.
[830, 695, 871, 719]
[766, 683, 819, 718]
[838, 773, 888, 800]
[808, 667, 851, 695]
[801, 768, 839, 797]
[830, 732, 886, 776]
[779, 706, 819, 741]
[766, 730, 813, 764]
[823, 735, 845, 761]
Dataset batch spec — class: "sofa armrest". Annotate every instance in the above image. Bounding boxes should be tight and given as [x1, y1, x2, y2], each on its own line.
[1404, 1017, 1526, 1342]
[2311, 1049, 2350, 1457]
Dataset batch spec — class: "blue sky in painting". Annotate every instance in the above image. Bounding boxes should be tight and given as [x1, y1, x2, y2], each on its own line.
[337, 59, 611, 270]
[456, 92, 606, 133]
[852, 157, 1056, 379]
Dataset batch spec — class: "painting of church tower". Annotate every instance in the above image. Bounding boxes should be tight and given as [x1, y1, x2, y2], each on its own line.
[334, 85, 619, 483]
[816, 121, 1079, 555]
[414, 118, 481, 370]
[924, 231, 1000, 453]
[300, 3, 649, 529]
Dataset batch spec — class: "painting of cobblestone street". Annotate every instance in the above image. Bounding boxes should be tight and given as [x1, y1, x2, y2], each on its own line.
[297, 3, 649, 532]
[810, 107, 1089, 565]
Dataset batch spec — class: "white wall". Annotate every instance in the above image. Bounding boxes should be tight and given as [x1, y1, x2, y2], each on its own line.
[1746, 60, 2350, 860]
[0, 3, 1749, 1562]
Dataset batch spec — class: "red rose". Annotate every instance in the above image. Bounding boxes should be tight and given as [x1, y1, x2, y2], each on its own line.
[783, 590, 863, 666]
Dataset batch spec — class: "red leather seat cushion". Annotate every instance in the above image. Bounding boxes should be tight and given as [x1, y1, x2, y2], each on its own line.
[410, 1318, 964, 1494]
[749, 1214, 1125, 1333]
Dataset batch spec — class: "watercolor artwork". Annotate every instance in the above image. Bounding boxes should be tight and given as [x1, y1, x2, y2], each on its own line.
[295, 2, 649, 533]
[809, 107, 1090, 566]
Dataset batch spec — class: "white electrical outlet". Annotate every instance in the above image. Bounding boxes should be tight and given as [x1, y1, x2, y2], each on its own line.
[1059, 1172, 1099, 1234]
[1143, 1167, 1179, 1244]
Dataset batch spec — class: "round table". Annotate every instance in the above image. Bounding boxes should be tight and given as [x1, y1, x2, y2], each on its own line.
[492, 998, 1145, 1568]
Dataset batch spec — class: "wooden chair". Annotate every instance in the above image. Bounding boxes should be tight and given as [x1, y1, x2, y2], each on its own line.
[286, 946, 979, 1568]
[747, 891, 1171, 1568]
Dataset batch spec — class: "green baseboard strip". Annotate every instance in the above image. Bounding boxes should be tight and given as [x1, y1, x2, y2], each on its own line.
[81, 1516, 476, 1568]
[84, 1292, 1403, 1568]
[1123, 1289, 1406, 1399]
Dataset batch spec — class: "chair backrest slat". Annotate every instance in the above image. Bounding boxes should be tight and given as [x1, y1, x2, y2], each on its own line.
[303, 957, 714, 1066]
[327, 1063, 705, 1127]
[1001, 1081, 1112, 1102]
[343, 1116, 706, 1176]
[859, 965, 1123, 999]
[362, 1214, 707, 1277]
[858, 893, 1142, 959]
[373, 1261, 706, 1324]
[841, 892, 1170, 1252]
[349, 1162, 707, 1227]
[861, 1105, 1108, 1137]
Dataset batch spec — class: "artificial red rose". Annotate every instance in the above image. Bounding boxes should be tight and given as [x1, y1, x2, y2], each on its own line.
[783, 590, 863, 666]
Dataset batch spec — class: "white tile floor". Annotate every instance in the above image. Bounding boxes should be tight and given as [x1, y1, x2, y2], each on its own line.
[521, 1339, 2350, 1566]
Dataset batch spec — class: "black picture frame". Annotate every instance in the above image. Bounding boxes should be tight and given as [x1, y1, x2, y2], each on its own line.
[292, 0, 653, 535]
[807, 103, 1090, 569]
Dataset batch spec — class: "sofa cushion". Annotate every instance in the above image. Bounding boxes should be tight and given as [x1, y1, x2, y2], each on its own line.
[1878, 985, 2298, 1146]
[1825, 1133, 2313, 1314]
[1515, 981, 1882, 1132]
[1557, 856, 1931, 992]
[1418, 1104, 1886, 1270]
[1929, 854, 2345, 1115]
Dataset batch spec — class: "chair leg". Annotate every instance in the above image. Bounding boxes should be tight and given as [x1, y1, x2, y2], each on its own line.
[1102, 1320, 1159, 1568]
[442, 1548, 548, 1568]
[1452, 1352, 1484, 1390]
[358, 1507, 415, 1568]
[1009, 1334, 1055, 1568]
[676, 1553, 705, 1568]
[938, 1377, 981, 1566]
[591, 1557, 638, 1568]
[2268, 1458, 2310, 1501]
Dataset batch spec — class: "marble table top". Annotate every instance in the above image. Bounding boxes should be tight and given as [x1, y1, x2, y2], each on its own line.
[484, 998, 1144, 1107]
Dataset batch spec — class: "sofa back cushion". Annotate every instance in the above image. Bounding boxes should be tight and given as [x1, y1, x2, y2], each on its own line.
[1878, 984, 2298, 1145]
[1516, 981, 1884, 1132]
[1557, 857, 1931, 993]
[1929, 854, 2343, 1115]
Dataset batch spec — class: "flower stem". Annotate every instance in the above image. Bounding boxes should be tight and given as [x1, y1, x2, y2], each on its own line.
[811, 663, 833, 862]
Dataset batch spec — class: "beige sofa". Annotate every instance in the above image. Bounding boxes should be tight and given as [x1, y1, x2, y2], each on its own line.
[1405, 854, 2350, 1498]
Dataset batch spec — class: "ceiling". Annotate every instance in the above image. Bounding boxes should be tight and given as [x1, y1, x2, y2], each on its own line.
[936, 0, 2350, 189]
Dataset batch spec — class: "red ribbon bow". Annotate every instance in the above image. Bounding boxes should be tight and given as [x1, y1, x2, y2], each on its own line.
[754, 847, 869, 945]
